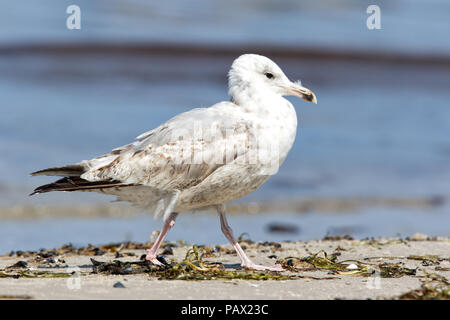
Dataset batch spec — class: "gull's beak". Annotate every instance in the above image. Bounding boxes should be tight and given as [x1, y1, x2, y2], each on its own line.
[283, 82, 317, 104]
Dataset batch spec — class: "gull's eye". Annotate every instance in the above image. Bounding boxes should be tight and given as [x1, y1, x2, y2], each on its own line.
[265, 72, 274, 79]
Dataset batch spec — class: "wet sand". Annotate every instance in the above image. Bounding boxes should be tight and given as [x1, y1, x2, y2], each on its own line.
[1, 194, 448, 219]
[0, 235, 448, 300]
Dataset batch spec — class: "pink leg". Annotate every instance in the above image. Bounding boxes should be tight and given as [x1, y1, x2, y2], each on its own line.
[146, 212, 178, 265]
[217, 205, 283, 272]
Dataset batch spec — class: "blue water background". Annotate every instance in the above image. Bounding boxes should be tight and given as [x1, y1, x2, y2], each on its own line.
[0, 1, 449, 252]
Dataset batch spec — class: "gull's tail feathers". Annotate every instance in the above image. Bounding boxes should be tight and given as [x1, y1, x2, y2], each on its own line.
[29, 176, 129, 196]
[30, 164, 86, 177]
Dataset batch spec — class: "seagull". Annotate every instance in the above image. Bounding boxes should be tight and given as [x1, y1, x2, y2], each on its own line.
[30, 54, 317, 271]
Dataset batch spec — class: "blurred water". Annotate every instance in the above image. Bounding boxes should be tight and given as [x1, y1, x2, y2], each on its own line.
[1, 0, 450, 55]
[1, 54, 449, 204]
[0, 1, 449, 250]
[2, 205, 450, 254]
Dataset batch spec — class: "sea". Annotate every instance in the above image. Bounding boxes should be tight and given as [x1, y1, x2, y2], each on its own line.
[0, 0, 449, 253]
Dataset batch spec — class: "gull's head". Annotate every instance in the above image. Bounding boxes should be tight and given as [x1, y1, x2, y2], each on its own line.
[228, 54, 317, 105]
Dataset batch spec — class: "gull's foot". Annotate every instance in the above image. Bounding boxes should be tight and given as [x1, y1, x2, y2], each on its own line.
[242, 263, 284, 272]
[145, 250, 164, 266]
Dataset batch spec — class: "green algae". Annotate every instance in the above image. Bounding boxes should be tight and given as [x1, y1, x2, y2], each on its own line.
[0, 270, 72, 279]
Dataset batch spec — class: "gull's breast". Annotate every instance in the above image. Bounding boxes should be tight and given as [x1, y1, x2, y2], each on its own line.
[175, 99, 298, 211]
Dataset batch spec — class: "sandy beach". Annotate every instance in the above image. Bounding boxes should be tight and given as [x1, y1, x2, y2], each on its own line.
[1, 0, 449, 305]
[0, 235, 448, 300]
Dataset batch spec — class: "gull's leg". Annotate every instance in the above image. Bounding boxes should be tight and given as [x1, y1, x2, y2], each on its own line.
[146, 212, 178, 265]
[146, 190, 180, 265]
[217, 204, 283, 272]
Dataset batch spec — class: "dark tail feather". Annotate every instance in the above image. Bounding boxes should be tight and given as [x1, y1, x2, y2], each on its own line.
[29, 177, 128, 196]
[30, 164, 85, 177]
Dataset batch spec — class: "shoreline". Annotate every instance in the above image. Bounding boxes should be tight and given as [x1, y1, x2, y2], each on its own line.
[0, 237, 448, 300]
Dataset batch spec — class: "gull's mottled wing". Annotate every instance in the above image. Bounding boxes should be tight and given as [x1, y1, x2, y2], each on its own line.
[80, 101, 256, 193]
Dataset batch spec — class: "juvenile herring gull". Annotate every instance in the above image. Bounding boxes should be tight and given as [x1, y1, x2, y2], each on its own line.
[30, 54, 317, 271]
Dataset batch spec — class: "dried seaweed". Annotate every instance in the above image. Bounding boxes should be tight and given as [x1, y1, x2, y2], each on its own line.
[379, 263, 416, 278]
[6, 260, 28, 269]
[3, 240, 446, 285]
[278, 250, 370, 276]
[4, 241, 178, 259]
[91, 258, 163, 275]
[398, 272, 450, 300]
[237, 233, 255, 245]
[407, 255, 442, 266]
[91, 245, 296, 281]
[353, 238, 407, 246]
[322, 234, 354, 241]
[0, 270, 72, 279]
[278, 250, 422, 278]
[435, 266, 450, 272]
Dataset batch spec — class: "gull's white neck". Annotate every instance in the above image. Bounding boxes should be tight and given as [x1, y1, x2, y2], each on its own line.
[233, 89, 298, 165]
